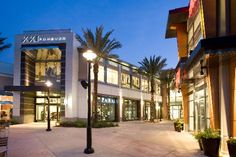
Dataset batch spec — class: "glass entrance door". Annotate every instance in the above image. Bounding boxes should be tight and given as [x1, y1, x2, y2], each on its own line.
[123, 99, 140, 121]
[36, 105, 59, 121]
[143, 101, 151, 120]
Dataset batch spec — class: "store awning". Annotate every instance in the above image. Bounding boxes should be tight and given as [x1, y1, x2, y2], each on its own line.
[0, 101, 13, 105]
[185, 35, 236, 68]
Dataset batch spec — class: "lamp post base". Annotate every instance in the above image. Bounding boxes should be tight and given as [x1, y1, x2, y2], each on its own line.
[84, 147, 94, 154]
[46, 128, 52, 131]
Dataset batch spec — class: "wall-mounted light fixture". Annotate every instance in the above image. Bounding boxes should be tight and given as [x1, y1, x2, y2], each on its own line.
[200, 59, 207, 75]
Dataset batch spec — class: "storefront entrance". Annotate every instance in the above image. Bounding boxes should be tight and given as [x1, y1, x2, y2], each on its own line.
[123, 99, 140, 121]
[35, 91, 61, 122]
[188, 87, 210, 131]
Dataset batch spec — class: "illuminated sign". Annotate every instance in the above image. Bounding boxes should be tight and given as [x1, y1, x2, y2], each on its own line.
[22, 35, 66, 44]
[189, 0, 199, 18]
[100, 97, 116, 104]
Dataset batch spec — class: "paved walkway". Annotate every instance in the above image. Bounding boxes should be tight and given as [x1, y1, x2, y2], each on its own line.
[8, 121, 206, 157]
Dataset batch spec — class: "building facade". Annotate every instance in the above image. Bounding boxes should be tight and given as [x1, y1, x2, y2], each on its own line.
[7, 29, 162, 124]
[166, 0, 236, 155]
[0, 62, 13, 120]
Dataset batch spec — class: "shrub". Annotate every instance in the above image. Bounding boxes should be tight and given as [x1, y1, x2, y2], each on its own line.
[92, 121, 118, 128]
[227, 137, 236, 145]
[194, 131, 204, 141]
[201, 128, 220, 139]
[10, 118, 21, 125]
[60, 120, 86, 128]
[174, 119, 183, 131]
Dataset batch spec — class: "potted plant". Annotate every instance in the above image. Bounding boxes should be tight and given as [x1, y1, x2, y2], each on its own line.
[201, 128, 221, 157]
[173, 119, 183, 132]
[227, 137, 236, 157]
[194, 131, 204, 151]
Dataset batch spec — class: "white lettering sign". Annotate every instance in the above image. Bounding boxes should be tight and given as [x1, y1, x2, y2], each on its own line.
[22, 35, 66, 44]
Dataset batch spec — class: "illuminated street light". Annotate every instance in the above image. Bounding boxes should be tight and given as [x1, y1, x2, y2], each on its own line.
[82, 50, 96, 154]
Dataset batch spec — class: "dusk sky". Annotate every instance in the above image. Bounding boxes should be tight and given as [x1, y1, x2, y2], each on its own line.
[1, 0, 189, 68]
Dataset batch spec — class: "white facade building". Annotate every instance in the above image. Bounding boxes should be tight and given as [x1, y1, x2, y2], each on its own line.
[8, 29, 162, 123]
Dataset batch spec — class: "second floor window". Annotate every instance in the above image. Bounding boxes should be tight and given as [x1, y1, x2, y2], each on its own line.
[91, 64, 105, 82]
[107, 68, 118, 85]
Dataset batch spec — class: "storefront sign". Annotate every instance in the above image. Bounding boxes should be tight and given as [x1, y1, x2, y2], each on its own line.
[100, 97, 116, 104]
[22, 35, 66, 44]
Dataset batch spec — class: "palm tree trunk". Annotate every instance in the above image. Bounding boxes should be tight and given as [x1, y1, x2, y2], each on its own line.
[167, 83, 170, 120]
[93, 63, 99, 122]
[150, 78, 156, 122]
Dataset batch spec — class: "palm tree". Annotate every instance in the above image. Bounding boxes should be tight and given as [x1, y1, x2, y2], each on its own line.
[76, 25, 122, 122]
[0, 32, 11, 52]
[160, 69, 175, 120]
[139, 55, 167, 122]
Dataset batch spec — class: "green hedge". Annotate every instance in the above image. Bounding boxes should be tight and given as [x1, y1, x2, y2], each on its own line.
[59, 120, 118, 128]
[92, 121, 118, 128]
[59, 120, 86, 128]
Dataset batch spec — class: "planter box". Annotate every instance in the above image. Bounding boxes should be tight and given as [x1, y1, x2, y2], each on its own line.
[202, 138, 220, 157]
[227, 143, 236, 157]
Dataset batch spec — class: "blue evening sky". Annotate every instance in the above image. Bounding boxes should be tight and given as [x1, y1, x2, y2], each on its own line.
[0, 0, 189, 68]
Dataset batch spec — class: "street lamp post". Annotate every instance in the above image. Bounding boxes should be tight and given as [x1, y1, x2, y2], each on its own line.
[82, 50, 97, 154]
[45, 80, 53, 131]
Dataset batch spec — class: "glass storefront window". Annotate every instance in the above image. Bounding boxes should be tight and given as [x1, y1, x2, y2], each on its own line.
[34, 48, 62, 83]
[97, 96, 117, 121]
[132, 76, 140, 89]
[107, 68, 118, 85]
[121, 73, 131, 88]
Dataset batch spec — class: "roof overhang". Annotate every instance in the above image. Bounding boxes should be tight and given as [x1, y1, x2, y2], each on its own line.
[185, 35, 236, 68]
[165, 6, 189, 39]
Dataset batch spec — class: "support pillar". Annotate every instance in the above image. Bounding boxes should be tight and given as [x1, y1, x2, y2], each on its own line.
[219, 55, 231, 156]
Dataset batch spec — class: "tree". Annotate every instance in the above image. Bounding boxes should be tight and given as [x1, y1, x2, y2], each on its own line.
[139, 55, 167, 122]
[160, 69, 175, 120]
[76, 25, 122, 122]
[0, 33, 11, 52]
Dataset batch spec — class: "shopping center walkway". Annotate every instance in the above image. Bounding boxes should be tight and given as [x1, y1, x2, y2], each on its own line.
[8, 121, 205, 157]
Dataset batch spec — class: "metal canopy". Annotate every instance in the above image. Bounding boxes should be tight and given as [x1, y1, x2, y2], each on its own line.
[4, 86, 60, 92]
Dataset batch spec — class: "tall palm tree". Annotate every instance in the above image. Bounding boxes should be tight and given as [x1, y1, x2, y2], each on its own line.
[139, 55, 167, 122]
[160, 69, 175, 120]
[0, 32, 11, 52]
[76, 25, 122, 122]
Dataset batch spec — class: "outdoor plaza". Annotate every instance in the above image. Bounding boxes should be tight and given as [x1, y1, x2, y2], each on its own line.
[6, 121, 204, 157]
